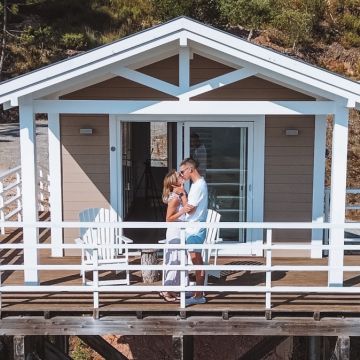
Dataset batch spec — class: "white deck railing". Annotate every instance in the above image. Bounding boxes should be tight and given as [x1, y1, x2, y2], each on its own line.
[325, 188, 360, 243]
[0, 166, 22, 234]
[0, 166, 50, 234]
[1, 221, 360, 311]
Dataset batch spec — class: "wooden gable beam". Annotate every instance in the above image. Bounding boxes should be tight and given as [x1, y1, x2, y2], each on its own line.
[111, 66, 179, 96]
[179, 67, 257, 100]
[33, 99, 335, 115]
[111, 63, 255, 100]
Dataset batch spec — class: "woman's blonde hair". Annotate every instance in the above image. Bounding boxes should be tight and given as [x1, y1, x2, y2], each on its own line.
[162, 169, 178, 204]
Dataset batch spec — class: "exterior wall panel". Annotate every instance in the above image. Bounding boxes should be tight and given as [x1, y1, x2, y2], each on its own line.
[264, 115, 314, 248]
[61, 115, 110, 252]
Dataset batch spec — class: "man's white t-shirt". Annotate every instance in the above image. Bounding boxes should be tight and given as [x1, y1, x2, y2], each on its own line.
[186, 177, 208, 235]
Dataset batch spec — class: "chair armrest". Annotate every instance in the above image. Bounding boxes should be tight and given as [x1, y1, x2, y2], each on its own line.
[214, 238, 223, 243]
[158, 239, 166, 244]
[118, 235, 134, 244]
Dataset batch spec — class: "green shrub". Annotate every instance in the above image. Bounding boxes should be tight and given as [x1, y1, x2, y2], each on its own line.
[219, 0, 273, 38]
[342, 31, 360, 48]
[19, 26, 55, 49]
[60, 33, 87, 50]
[272, 9, 313, 49]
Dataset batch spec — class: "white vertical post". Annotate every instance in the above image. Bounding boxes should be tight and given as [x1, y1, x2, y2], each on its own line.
[19, 99, 39, 284]
[109, 115, 121, 220]
[252, 116, 265, 255]
[93, 247, 99, 314]
[0, 181, 4, 235]
[179, 45, 190, 94]
[180, 228, 186, 309]
[16, 171, 21, 221]
[328, 105, 349, 286]
[48, 113, 63, 257]
[311, 115, 327, 258]
[265, 229, 272, 310]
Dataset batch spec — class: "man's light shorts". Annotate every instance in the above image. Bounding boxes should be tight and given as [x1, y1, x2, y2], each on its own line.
[186, 228, 206, 253]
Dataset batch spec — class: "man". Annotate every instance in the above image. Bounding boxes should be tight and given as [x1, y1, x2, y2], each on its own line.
[178, 157, 208, 305]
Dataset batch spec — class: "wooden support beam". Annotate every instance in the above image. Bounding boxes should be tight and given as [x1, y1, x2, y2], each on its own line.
[237, 336, 287, 360]
[44, 339, 72, 360]
[308, 336, 321, 360]
[13, 336, 43, 360]
[332, 336, 350, 360]
[313, 312, 321, 321]
[172, 335, 193, 360]
[53, 336, 69, 356]
[0, 337, 6, 358]
[2, 316, 360, 337]
[78, 335, 129, 360]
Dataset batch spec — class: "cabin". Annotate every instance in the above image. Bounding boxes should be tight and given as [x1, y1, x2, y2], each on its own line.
[1, 16, 360, 359]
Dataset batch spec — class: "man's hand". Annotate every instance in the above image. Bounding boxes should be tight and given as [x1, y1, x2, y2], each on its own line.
[183, 204, 195, 214]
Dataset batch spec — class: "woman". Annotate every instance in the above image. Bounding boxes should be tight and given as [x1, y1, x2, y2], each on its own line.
[160, 169, 187, 302]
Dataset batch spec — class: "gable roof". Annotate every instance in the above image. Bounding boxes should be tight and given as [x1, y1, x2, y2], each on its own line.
[0, 16, 359, 109]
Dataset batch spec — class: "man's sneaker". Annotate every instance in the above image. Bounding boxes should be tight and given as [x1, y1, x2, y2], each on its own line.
[185, 296, 206, 306]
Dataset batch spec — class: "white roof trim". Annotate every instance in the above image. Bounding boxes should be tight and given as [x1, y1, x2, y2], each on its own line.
[0, 17, 359, 107]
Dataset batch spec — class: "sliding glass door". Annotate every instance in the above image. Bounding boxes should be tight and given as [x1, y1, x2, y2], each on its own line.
[182, 122, 254, 252]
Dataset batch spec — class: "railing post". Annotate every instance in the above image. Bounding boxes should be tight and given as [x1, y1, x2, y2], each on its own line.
[0, 181, 4, 235]
[48, 112, 63, 257]
[180, 228, 186, 309]
[324, 189, 330, 251]
[19, 99, 39, 284]
[93, 247, 99, 318]
[328, 106, 348, 286]
[265, 229, 272, 311]
[16, 171, 22, 221]
[38, 168, 44, 212]
[311, 115, 327, 259]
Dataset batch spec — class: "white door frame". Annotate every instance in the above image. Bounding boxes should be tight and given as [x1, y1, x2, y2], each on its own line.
[109, 115, 122, 220]
[179, 117, 265, 255]
[110, 115, 265, 256]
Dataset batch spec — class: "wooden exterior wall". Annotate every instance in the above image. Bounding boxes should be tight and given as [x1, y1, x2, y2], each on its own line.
[60, 53, 315, 245]
[61, 115, 110, 246]
[264, 115, 314, 246]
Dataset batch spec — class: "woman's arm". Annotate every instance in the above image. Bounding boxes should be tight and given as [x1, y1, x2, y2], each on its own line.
[166, 198, 186, 222]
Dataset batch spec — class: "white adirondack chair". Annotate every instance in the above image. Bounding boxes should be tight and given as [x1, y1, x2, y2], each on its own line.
[202, 209, 221, 285]
[75, 208, 133, 285]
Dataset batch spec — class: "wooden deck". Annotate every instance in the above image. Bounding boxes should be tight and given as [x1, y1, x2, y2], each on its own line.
[2, 226, 360, 317]
[3, 229, 360, 336]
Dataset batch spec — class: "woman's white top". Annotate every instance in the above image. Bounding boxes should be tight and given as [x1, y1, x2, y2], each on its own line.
[166, 192, 184, 240]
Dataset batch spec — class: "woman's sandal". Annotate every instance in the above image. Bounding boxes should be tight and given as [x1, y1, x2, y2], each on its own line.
[159, 292, 177, 303]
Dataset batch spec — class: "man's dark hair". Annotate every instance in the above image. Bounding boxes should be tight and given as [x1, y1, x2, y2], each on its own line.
[180, 157, 199, 169]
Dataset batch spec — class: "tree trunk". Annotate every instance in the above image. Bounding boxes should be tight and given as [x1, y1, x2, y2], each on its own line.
[0, 0, 7, 80]
[141, 249, 159, 283]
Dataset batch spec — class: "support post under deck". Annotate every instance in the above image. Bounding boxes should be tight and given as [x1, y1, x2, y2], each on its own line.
[172, 335, 194, 360]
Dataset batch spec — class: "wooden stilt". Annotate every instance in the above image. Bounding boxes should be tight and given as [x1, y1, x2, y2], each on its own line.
[53, 336, 69, 356]
[44, 339, 72, 360]
[172, 335, 193, 360]
[13, 336, 42, 360]
[308, 336, 321, 360]
[331, 336, 350, 360]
